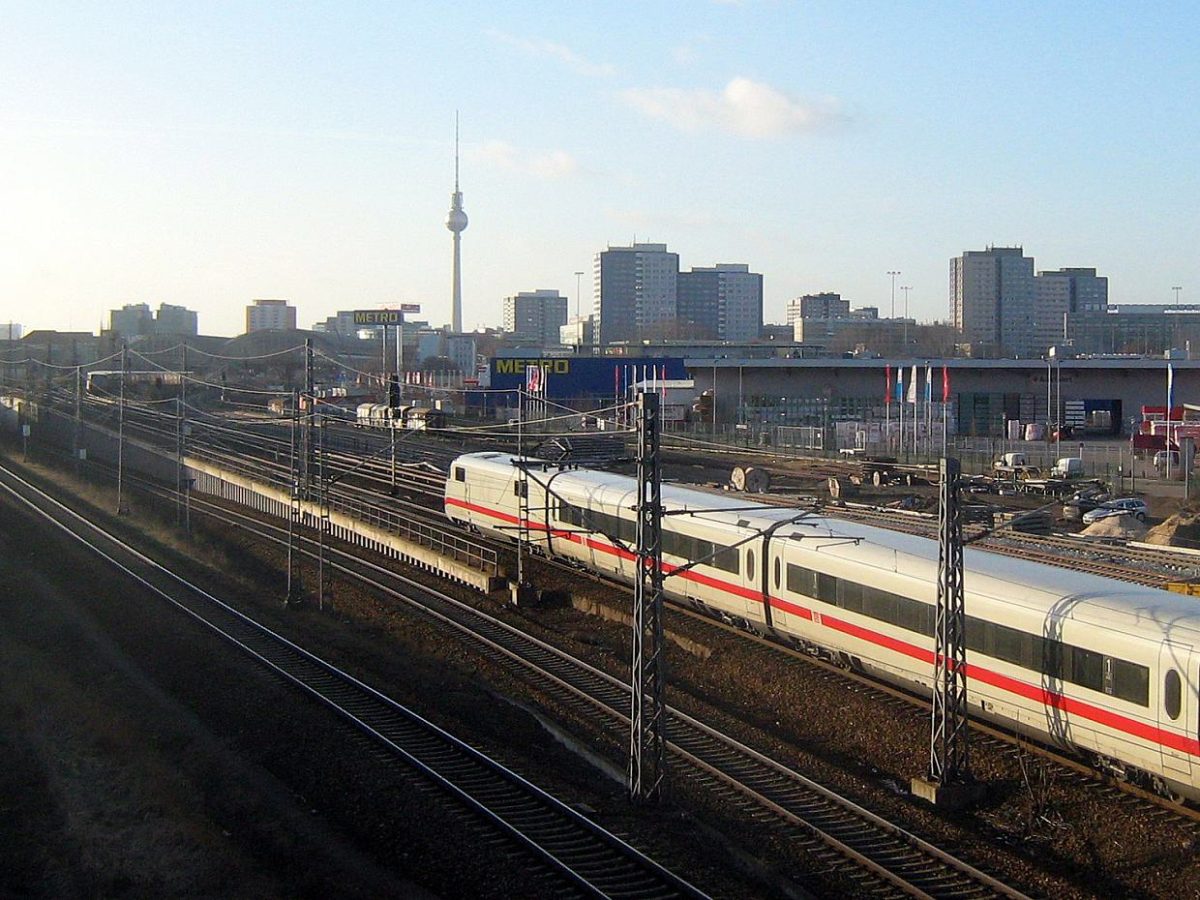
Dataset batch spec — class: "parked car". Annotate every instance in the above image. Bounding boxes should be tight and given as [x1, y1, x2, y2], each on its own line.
[1081, 498, 1148, 525]
[1062, 488, 1110, 522]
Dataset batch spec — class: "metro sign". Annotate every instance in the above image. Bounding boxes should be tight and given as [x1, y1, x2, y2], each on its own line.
[352, 304, 422, 326]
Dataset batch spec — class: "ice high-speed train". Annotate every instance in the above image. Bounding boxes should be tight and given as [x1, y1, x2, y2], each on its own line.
[445, 451, 1200, 800]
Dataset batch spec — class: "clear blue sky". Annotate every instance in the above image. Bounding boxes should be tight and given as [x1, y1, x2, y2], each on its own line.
[2, 1, 1197, 336]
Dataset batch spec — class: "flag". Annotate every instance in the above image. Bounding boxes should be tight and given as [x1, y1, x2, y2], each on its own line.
[942, 365, 950, 402]
[525, 364, 542, 394]
[895, 366, 904, 403]
[924, 365, 933, 403]
[907, 364, 918, 404]
[1167, 363, 1175, 412]
[885, 365, 892, 405]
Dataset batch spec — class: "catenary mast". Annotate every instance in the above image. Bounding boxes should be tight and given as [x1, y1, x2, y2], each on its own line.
[445, 113, 468, 333]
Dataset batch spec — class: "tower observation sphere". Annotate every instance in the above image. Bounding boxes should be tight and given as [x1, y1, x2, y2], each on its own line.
[446, 202, 468, 233]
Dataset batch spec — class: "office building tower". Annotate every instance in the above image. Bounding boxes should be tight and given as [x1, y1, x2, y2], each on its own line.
[155, 303, 199, 336]
[110, 303, 154, 337]
[245, 298, 297, 333]
[502, 289, 569, 347]
[595, 242, 679, 345]
[950, 246, 1036, 357]
[786, 292, 850, 325]
[678, 264, 763, 342]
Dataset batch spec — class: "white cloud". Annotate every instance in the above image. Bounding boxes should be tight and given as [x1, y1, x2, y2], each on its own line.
[488, 30, 615, 78]
[671, 35, 711, 66]
[622, 77, 843, 138]
[473, 140, 579, 180]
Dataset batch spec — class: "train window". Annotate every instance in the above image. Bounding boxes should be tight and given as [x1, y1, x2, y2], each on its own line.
[837, 579, 864, 614]
[816, 572, 838, 604]
[786, 564, 814, 596]
[746, 549, 755, 579]
[454, 467, 466, 482]
[862, 585, 897, 623]
[1070, 647, 1104, 693]
[992, 624, 1026, 667]
[1165, 669, 1182, 720]
[1041, 640, 1064, 680]
[896, 596, 933, 636]
[712, 545, 739, 574]
[773, 558, 781, 590]
[1112, 658, 1149, 706]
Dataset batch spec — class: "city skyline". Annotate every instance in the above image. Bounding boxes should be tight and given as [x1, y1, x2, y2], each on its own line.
[2, 2, 1196, 337]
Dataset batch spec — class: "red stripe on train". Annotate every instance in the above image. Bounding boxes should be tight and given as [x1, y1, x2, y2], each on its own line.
[446, 494, 1197, 757]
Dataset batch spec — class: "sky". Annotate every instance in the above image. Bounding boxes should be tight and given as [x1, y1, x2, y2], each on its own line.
[2, 1, 1198, 337]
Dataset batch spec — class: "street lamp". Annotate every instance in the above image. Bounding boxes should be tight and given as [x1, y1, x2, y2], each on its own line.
[887, 271, 901, 319]
[1173, 285, 1183, 308]
[901, 286, 912, 349]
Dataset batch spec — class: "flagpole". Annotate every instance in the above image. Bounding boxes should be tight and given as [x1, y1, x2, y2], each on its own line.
[885, 365, 892, 455]
[1167, 362, 1174, 481]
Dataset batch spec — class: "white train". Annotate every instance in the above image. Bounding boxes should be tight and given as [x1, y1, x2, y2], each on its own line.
[445, 451, 1200, 801]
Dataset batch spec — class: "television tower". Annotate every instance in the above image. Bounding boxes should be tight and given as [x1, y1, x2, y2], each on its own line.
[445, 114, 468, 334]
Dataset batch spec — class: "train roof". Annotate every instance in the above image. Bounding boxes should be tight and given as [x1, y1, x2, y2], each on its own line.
[452, 452, 1200, 640]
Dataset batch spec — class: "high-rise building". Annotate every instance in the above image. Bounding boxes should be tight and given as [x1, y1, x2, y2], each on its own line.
[502, 289, 568, 347]
[155, 303, 198, 336]
[950, 246, 1035, 357]
[245, 298, 297, 333]
[595, 242, 679, 345]
[445, 116, 468, 333]
[1037, 267, 1108, 314]
[110, 303, 154, 337]
[678, 264, 763, 342]
[786, 292, 850, 324]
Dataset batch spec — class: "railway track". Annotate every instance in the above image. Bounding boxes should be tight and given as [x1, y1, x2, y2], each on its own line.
[0, 460, 706, 900]
[133, 474, 1033, 899]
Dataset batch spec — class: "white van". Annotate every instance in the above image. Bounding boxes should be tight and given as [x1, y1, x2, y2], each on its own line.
[1051, 457, 1084, 479]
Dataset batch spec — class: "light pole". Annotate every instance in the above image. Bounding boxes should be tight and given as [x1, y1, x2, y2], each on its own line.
[1173, 285, 1183, 308]
[888, 271, 901, 319]
[901, 286, 912, 350]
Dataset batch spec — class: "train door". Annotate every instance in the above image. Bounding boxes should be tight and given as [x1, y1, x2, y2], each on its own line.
[452, 463, 470, 514]
[1157, 643, 1193, 784]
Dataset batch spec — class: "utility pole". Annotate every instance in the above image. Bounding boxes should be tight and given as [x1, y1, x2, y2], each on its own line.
[300, 338, 316, 501]
[286, 389, 303, 604]
[317, 413, 328, 610]
[178, 343, 189, 530]
[116, 341, 127, 514]
[630, 391, 666, 803]
[888, 270, 901, 320]
[73, 365, 82, 477]
[914, 456, 975, 807]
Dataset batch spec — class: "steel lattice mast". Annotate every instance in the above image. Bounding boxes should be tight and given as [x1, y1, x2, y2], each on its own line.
[630, 391, 666, 802]
[929, 456, 970, 783]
